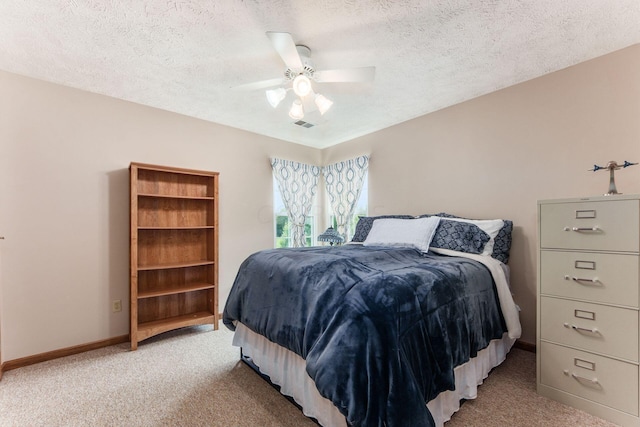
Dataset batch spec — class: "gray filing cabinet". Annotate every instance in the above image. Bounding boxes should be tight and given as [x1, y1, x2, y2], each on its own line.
[537, 194, 640, 426]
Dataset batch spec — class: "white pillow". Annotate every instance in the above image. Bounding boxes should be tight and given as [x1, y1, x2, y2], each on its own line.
[438, 217, 504, 256]
[363, 217, 441, 252]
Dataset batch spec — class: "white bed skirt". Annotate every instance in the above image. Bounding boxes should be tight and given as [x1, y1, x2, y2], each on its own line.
[233, 322, 515, 427]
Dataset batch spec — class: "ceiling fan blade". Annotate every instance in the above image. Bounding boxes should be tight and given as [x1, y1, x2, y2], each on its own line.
[266, 31, 303, 70]
[314, 66, 376, 83]
[232, 78, 285, 91]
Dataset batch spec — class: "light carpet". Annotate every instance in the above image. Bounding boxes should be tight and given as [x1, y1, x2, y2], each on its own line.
[0, 326, 619, 426]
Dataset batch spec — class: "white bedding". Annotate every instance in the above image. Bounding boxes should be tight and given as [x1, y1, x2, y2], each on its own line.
[234, 323, 515, 427]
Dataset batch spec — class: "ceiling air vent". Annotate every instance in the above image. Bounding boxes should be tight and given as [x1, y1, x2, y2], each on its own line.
[293, 120, 315, 128]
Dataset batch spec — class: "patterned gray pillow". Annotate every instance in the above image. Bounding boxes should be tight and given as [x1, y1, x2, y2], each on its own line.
[431, 219, 491, 254]
[421, 213, 513, 263]
[351, 215, 414, 242]
[491, 220, 513, 264]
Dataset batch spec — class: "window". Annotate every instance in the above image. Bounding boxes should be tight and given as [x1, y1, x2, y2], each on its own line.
[275, 215, 315, 248]
[274, 178, 316, 247]
[272, 167, 368, 247]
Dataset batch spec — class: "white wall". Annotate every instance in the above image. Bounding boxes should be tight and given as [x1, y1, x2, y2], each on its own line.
[0, 71, 320, 361]
[322, 44, 640, 345]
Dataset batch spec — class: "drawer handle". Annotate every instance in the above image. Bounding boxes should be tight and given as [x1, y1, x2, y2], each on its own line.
[563, 226, 601, 232]
[564, 275, 601, 285]
[563, 322, 599, 334]
[563, 370, 600, 386]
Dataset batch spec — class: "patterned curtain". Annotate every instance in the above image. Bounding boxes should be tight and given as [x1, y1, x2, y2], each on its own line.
[323, 155, 369, 239]
[271, 158, 321, 247]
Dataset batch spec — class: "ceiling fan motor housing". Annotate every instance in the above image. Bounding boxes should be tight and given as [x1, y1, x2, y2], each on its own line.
[284, 45, 315, 80]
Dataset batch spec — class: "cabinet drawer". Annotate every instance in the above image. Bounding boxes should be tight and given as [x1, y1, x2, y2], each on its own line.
[540, 200, 639, 252]
[540, 341, 639, 416]
[540, 251, 639, 307]
[540, 296, 638, 362]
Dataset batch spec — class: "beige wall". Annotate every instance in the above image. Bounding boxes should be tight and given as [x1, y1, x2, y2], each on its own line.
[323, 44, 640, 344]
[0, 71, 320, 361]
[1, 44, 638, 362]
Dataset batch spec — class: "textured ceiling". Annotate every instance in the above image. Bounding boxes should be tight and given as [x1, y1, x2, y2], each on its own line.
[0, 1, 639, 149]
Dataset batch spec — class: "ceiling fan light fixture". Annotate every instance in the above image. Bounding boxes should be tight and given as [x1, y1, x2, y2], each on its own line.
[315, 93, 333, 115]
[292, 74, 312, 97]
[266, 87, 287, 108]
[237, 32, 375, 121]
[289, 99, 304, 120]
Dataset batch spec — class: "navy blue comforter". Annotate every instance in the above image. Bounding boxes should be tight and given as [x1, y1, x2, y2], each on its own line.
[223, 245, 506, 427]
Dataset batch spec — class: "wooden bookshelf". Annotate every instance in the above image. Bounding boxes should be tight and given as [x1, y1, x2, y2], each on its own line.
[130, 163, 219, 350]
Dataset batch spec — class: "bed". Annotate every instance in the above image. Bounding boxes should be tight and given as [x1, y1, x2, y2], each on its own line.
[223, 214, 520, 427]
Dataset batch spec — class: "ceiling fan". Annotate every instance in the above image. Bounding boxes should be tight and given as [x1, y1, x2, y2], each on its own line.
[235, 32, 375, 120]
